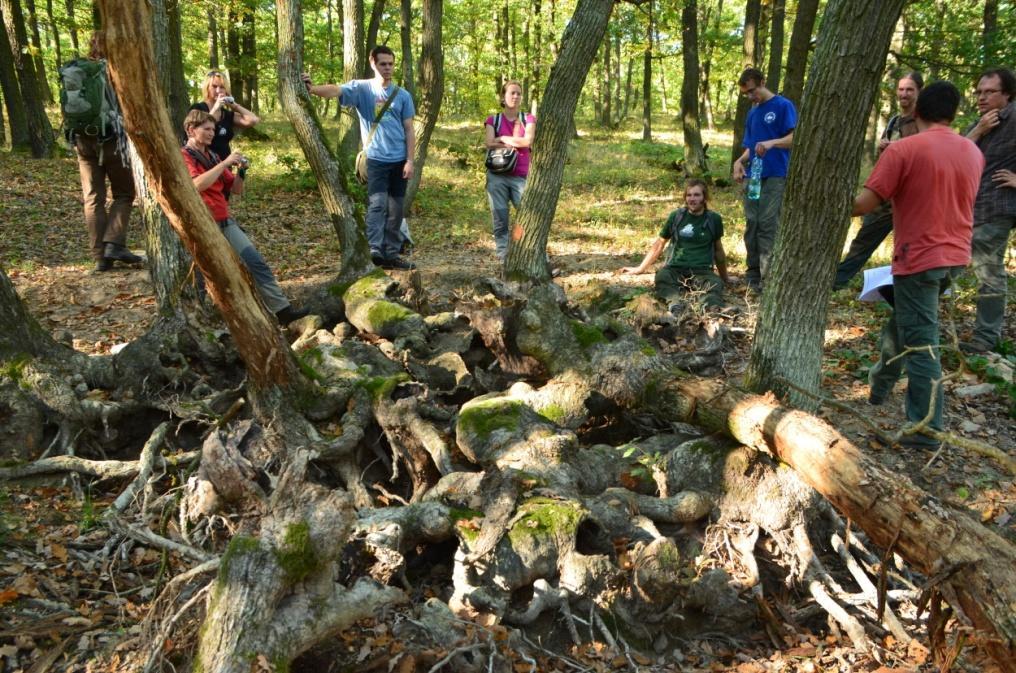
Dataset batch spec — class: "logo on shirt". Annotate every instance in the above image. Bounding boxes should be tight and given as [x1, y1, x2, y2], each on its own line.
[679, 223, 696, 238]
[764, 111, 776, 124]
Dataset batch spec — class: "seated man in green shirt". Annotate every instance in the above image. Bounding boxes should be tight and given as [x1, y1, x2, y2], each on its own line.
[621, 179, 730, 310]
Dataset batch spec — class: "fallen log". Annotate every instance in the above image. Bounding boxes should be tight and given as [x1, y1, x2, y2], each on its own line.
[663, 378, 1016, 672]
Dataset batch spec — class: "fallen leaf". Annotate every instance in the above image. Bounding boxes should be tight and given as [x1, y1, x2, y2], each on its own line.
[0, 589, 18, 605]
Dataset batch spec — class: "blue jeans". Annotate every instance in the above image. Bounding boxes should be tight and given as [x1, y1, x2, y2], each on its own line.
[366, 159, 408, 260]
[868, 266, 959, 446]
[969, 216, 1015, 348]
[743, 177, 785, 286]
[220, 219, 289, 313]
[486, 172, 526, 261]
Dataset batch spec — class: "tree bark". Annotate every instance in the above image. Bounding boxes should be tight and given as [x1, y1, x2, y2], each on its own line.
[151, 0, 188, 140]
[277, 0, 372, 278]
[44, 0, 61, 74]
[765, 0, 785, 93]
[531, 0, 542, 106]
[207, 6, 218, 68]
[241, 0, 257, 113]
[340, 0, 363, 151]
[364, 0, 384, 77]
[96, 0, 303, 394]
[504, 0, 615, 283]
[399, 0, 414, 96]
[781, 0, 818, 109]
[663, 378, 1016, 673]
[680, 0, 707, 176]
[982, 0, 998, 67]
[641, 0, 652, 141]
[699, 0, 722, 131]
[0, 4, 29, 150]
[402, 0, 443, 215]
[1, 0, 53, 157]
[746, 0, 908, 407]
[64, 0, 77, 53]
[226, 6, 242, 107]
[0, 264, 59, 360]
[729, 0, 761, 171]
[23, 0, 51, 102]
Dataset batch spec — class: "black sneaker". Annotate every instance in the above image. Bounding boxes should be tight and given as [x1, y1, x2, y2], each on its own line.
[371, 253, 386, 267]
[381, 256, 416, 270]
[94, 258, 113, 272]
[104, 242, 144, 265]
[275, 305, 309, 324]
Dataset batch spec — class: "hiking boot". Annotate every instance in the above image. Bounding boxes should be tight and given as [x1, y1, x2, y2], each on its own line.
[94, 258, 113, 273]
[104, 242, 144, 265]
[275, 305, 309, 325]
[371, 253, 386, 267]
[959, 340, 993, 355]
[381, 256, 416, 270]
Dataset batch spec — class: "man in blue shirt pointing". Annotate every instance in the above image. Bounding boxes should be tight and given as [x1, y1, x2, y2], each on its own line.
[306, 46, 417, 270]
[731, 68, 796, 293]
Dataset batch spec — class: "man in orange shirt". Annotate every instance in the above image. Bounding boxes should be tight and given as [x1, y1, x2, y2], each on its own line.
[851, 81, 984, 449]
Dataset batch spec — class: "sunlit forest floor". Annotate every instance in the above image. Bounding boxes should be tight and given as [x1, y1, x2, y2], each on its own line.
[1, 112, 1013, 671]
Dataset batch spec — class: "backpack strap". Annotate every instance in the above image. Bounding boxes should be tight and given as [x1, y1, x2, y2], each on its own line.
[883, 114, 900, 141]
[363, 84, 400, 152]
[663, 208, 689, 265]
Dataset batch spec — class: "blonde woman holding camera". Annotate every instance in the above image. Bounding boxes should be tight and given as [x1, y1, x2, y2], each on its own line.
[190, 70, 260, 159]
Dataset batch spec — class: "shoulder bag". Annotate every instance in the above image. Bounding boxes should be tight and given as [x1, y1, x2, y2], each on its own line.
[485, 112, 526, 174]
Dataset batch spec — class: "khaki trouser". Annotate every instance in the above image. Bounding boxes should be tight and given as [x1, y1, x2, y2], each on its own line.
[75, 136, 135, 261]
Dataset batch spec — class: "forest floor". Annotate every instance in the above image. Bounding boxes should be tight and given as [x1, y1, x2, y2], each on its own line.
[1, 117, 1013, 672]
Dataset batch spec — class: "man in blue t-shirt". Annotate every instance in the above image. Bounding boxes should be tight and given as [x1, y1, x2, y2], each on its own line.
[731, 68, 796, 292]
[305, 46, 417, 270]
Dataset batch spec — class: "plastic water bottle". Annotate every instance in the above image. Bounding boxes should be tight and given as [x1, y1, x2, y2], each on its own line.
[747, 156, 763, 200]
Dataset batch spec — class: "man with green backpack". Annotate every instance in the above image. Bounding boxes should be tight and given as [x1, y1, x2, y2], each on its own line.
[59, 34, 142, 272]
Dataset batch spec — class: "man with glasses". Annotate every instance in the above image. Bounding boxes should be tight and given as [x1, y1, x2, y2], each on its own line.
[852, 81, 983, 450]
[731, 68, 796, 292]
[962, 68, 1015, 353]
[304, 46, 416, 270]
[834, 72, 923, 289]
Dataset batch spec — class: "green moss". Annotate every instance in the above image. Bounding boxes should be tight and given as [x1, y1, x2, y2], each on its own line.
[343, 269, 390, 303]
[358, 373, 410, 401]
[366, 300, 415, 328]
[296, 347, 325, 382]
[507, 498, 584, 547]
[449, 507, 484, 543]
[457, 398, 525, 440]
[0, 354, 30, 385]
[638, 339, 657, 357]
[569, 320, 607, 349]
[538, 403, 568, 424]
[273, 521, 319, 583]
[328, 279, 355, 297]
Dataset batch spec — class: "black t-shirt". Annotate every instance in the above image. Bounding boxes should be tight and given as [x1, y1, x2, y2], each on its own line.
[189, 101, 236, 159]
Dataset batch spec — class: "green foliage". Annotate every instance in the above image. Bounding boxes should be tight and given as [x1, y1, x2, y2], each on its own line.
[79, 490, 99, 534]
[0, 354, 31, 386]
[965, 353, 1016, 419]
[617, 442, 666, 485]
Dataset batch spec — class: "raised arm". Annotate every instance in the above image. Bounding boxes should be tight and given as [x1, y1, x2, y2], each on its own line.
[302, 73, 341, 99]
[191, 151, 242, 193]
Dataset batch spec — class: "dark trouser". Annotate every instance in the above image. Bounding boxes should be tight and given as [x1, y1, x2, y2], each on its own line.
[743, 177, 785, 287]
[75, 135, 136, 261]
[834, 203, 893, 289]
[654, 266, 724, 308]
[366, 159, 408, 260]
[868, 266, 959, 446]
[969, 215, 1015, 349]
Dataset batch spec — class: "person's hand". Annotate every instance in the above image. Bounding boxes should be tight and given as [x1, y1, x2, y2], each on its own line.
[992, 168, 1016, 189]
[402, 159, 414, 180]
[877, 138, 891, 152]
[974, 109, 1001, 136]
[225, 151, 244, 167]
[619, 266, 642, 275]
[301, 72, 313, 91]
[754, 140, 770, 158]
[732, 161, 746, 183]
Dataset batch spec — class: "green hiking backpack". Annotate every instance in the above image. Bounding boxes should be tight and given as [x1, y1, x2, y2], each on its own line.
[59, 58, 118, 139]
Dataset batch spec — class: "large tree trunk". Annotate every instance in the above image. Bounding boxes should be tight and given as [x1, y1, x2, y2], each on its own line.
[277, 0, 372, 278]
[781, 0, 818, 109]
[0, 5, 29, 150]
[151, 0, 188, 141]
[504, 0, 614, 283]
[0, 264, 59, 360]
[44, 0, 61, 74]
[207, 6, 218, 68]
[680, 0, 707, 176]
[1, 0, 55, 157]
[765, 0, 785, 93]
[982, 0, 998, 67]
[364, 0, 384, 77]
[402, 0, 443, 215]
[340, 0, 363, 151]
[729, 0, 761, 171]
[96, 0, 303, 395]
[64, 0, 78, 54]
[398, 0, 414, 96]
[241, 0, 257, 113]
[746, 0, 908, 407]
[699, 0, 721, 131]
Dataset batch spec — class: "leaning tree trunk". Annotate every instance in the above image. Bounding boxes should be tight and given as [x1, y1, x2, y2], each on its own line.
[97, 0, 303, 397]
[504, 0, 615, 283]
[1, 0, 54, 157]
[0, 7, 29, 150]
[781, 0, 818, 109]
[679, 0, 708, 176]
[729, 0, 761, 172]
[277, 0, 372, 279]
[746, 0, 908, 407]
[402, 0, 443, 215]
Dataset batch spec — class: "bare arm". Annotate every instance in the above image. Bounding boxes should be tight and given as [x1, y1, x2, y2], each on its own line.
[732, 148, 750, 182]
[500, 117, 535, 149]
[713, 240, 729, 283]
[229, 102, 260, 129]
[402, 116, 416, 179]
[851, 187, 884, 217]
[302, 73, 341, 99]
[755, 130, 794, 156]
[620, 237, 667, 274]
[191, 151, 242, 193]
[484, 123, 504, 149]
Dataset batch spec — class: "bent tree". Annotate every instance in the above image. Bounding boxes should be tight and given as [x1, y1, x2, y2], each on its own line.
[746, 0, 907, 407]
